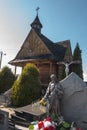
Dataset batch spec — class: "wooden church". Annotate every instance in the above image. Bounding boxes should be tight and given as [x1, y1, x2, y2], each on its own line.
[9, 11, 72, 86]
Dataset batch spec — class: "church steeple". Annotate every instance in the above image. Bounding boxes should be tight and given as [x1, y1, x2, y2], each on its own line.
[31, 7, 43, 33]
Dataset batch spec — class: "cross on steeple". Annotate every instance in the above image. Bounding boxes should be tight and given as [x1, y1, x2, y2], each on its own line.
[31, 7, 42, 33]
[36, 7, 40, 15]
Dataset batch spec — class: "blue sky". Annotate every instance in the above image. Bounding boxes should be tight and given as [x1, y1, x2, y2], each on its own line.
[0, 0, 87, 81]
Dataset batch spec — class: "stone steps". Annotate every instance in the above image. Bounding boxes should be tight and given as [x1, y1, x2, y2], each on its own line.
[11, 113, 30, 127]
[8, 118, 15, 129]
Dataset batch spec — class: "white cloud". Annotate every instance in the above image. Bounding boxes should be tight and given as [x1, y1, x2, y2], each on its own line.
[83, 73, 87, 82]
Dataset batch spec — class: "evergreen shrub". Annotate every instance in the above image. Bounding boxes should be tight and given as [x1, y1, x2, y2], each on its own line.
[11, 63, 41, 107]
[0, 66, 16, 94]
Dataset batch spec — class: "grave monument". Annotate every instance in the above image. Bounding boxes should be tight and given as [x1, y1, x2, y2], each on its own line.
[0, 110, 9, 130]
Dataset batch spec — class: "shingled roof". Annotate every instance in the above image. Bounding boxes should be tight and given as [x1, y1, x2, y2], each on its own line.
[36, 31, 66, 61]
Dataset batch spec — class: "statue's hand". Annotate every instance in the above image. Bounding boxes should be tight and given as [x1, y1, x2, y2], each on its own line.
[39, 98, 47, 106]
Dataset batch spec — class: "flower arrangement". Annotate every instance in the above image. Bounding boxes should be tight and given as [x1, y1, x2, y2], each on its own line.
[29, 117, 83, 130]
[29, 117, 72, 130]
[29, 117, 56, 130]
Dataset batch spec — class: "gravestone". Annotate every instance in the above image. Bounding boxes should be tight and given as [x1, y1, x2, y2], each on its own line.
[60, 72, 87, 130]
[0, 110, 9, 130]
[16, 102, 46, 121]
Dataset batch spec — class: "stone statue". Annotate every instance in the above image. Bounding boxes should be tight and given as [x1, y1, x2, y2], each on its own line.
[57, 61, 80, 77]
[40, 74, 64, 118]
[62, 62, 73, 77]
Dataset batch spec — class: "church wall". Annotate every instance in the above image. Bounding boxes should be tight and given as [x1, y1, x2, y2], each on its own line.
[35, 61, 58, 86]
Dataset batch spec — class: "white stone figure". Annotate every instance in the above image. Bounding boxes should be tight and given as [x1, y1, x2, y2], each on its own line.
[57, 61, 80, 77]
[62, 62, 74, 77]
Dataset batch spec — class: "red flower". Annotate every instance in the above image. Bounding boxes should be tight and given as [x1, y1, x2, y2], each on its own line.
[45, 117, 52, 123]
[38, 121, 44, 129]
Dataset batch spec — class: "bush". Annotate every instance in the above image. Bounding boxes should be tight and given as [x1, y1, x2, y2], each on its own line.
[72, 43, 83, 79]
[0, 66, 16, 94]
[11, 63, 41, 107]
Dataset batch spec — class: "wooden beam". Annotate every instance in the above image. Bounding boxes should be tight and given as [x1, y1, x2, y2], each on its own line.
[50, 62, 52, 75]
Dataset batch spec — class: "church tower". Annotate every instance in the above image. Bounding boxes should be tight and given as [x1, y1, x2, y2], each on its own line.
[31, 7, 43, 33]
